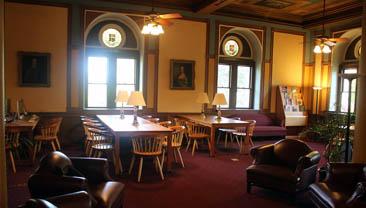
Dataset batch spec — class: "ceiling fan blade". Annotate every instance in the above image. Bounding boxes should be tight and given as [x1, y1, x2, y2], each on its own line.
[158, 13, 182, 19]
[324, 41, 336, 47]
[328, 38, 348, 42]
[156, 19, 173, 26]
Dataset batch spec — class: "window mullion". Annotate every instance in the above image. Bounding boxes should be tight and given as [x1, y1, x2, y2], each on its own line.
[230, 64, 238, 109]
[107, 55, 117, 108]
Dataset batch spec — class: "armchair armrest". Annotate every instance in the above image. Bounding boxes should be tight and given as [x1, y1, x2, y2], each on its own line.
[250, 144, 275, 165]
[28, 174, 88, 199]
[70, 157, 112, 183]
[295, 151, 320, 176]
[47, 191, 92, 208]
[346, 182, 366, 206]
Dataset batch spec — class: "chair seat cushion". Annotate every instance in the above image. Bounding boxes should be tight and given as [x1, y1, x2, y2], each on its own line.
[218, 128, 237, 133]
[189, 133, 209, 139]
[253, 126, 287, 137]
[247, 164, 297, 183]
[90, 181, 125, 208]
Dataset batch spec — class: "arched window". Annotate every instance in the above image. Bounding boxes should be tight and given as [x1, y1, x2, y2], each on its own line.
[337, 36, 361, 113]
[84, 17, 142, 108]
[217, 33, 255, 109]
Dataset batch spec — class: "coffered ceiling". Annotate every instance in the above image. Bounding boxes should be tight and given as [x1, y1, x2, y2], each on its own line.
[103, 0, 363, 27]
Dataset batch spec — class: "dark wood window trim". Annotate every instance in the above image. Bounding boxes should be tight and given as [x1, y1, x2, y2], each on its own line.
[217, 58, 255, 109]
[337, 62, 358, 113]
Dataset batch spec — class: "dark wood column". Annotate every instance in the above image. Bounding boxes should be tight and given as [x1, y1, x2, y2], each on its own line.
[0, 0, 8, 207]
[353, 1, 366, 162]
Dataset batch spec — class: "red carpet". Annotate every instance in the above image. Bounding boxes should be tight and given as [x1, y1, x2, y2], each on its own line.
[7, 139, 325, 208]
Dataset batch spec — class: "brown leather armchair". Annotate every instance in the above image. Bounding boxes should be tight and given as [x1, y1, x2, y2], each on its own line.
[308, 163, 366, 208]
[19, 191, 92, 208]
[28, 151, 125, 208]
[246, 139, 320, 196]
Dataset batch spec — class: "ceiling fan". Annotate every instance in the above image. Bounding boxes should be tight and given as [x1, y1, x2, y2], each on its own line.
[141, 0, 183, 35]
[313, 0, 348, 53]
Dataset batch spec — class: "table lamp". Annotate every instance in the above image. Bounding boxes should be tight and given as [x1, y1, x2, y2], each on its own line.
[196, 92, 210, 118]
[212, 93, 227, 120]
[127, 91, 146, 125]
[115, 90, 129, 119]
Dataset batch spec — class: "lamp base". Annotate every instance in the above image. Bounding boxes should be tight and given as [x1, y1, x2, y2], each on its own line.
[132, 106, 139, 125]
[201, 112, 206, 119]
[132, 116, 139, 126]
[216, 110, 222, 120]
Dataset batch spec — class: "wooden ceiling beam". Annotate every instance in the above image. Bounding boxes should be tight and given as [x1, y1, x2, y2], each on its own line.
[195, 0, 237, 14]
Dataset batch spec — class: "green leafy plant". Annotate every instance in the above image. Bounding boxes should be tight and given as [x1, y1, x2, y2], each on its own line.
[299, 112, 354, 162]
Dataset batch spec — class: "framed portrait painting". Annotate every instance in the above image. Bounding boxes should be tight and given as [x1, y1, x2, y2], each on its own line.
[170, 59, 195, 90]
[18, 52, 51, 87]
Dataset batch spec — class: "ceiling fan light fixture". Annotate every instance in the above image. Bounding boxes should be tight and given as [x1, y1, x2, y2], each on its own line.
[322, 45, 331, 53]
[313, 45, 322, 54]
[141, 21, 164, 36]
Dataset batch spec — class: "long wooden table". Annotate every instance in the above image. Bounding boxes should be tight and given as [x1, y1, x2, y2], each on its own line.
[179, 115, 249, 157]
[97, 115, 173, 175]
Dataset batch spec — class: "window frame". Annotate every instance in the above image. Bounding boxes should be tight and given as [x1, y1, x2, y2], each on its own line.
[216, 58, 255, 109]
[337, 62, 358, 113]
[85, 47, 140, 109]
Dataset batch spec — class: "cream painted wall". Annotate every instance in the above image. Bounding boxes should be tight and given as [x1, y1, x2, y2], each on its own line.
[270, 31, 304, 112]
[5, 2, 68, 112]
[158, 19, 207, 113]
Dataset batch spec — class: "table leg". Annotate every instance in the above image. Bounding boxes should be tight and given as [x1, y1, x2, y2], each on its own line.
[210, 126, 216, 157]
[166, 134, 173, 172]
[113, 135, 123, 175]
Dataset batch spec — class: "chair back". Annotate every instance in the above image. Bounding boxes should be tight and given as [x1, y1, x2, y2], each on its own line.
[235, 120, 256, 133]
[245, 120, 256, 136]
[131, 137, 163, 154]
[88, 128, 113, 144]
[170, 126, 185, 146]
[274, 139, 312, 168]
[39, 118, 62, 137]
[186, 122, 208, 135]
[5, 127, 21, 147]
[158, 121, 172, 128]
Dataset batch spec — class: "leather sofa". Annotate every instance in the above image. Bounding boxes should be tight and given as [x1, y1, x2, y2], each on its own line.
[246, 139, 320, 196]
[19, 191, 92, 208]
[308, 163, 366, 208]
[228, 112, 286, 137]
[28, 151, 125, 208]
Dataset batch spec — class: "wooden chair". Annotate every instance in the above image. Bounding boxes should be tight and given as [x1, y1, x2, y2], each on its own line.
[217, 117, 241, 148]
[161, 126, 185, 168]
[158, 121, 172, 128]
[129, 136, 164, 182]
[82, 121, 108, 155]
[33, 117, 62, 162]
[5, 127, 21, 173]
[185, 122, 211, 156]
[88, 128, 122, 173]
[232, 120, 256, 154]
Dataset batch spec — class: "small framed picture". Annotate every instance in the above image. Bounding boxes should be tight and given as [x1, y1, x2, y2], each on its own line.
[170, 59, 195, 90]
[18, 52, 51, 87]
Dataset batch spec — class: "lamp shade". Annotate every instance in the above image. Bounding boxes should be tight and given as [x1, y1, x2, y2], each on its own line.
[212, 93, 227, 105]
[322, 45, 331, 53]
[196, 92, 210, 104]
[313, 45, 321, 54]
[115, 90, 129, 103]
[127, 91, 146, 106]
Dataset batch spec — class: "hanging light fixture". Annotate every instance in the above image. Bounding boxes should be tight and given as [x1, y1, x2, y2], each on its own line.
[313, 0, 333, 54]
[141, 20, 164, 36]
